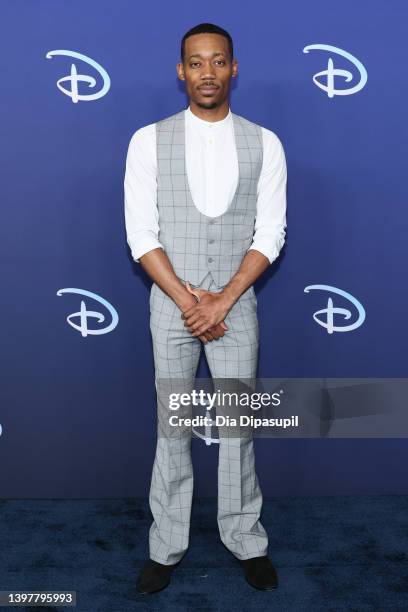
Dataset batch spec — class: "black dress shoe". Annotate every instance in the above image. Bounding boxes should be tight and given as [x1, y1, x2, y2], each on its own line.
[238, 555, 278, 590]
[136, 559, 179, 594]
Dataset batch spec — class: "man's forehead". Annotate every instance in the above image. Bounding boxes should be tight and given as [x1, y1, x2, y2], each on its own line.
[185, 34, 229, 58]
[187, 50, 226, 60]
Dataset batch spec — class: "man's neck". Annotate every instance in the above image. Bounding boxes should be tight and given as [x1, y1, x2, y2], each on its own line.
[188, 100, 230, 123]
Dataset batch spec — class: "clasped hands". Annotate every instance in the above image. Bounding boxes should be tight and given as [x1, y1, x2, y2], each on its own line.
[180, 281, 231, 344]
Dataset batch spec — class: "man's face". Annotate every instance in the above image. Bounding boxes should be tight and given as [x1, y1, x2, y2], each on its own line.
[177, 33, 237, 110]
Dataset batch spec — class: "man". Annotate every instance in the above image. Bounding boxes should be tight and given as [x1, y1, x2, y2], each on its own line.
[124, 22, 287, 594]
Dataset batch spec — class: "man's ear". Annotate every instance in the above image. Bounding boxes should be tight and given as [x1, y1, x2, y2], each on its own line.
[176, 63, 185, 81]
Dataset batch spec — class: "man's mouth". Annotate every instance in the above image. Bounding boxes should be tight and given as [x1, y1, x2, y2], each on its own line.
[199, 85, 218, 93]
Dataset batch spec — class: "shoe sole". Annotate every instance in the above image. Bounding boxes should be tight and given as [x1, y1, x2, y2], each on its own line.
[137, 578, 171, 595]
[245, 576, 278, 591]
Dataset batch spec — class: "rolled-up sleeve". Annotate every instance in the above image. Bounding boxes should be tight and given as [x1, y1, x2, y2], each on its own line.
[247, 127, 287, 264]
[124, 124, 164, 263]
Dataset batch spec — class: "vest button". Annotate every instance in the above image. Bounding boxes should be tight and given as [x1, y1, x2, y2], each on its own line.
[208, 239, 215, 244]
[208, 257, 214, 263]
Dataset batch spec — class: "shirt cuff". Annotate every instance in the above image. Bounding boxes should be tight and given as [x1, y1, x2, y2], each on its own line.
[247, 233, 286, 265]
[129, 232, 164, 263]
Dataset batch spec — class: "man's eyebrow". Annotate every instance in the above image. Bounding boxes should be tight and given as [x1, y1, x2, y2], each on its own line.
[187, 52, 226, 60]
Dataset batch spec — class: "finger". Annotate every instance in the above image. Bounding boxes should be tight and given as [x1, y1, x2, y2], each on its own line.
[220, 321, 228, 330]
[209, 329, 221, 339]
[211, 325, 225, 339]
[196, 327, 211, 340]
[205, 329, 215, 341]
[184, 311, 202, 327]
[192, 323, 212, 337]
[189, 319, 210, 333]
[216, 327, 225, 339]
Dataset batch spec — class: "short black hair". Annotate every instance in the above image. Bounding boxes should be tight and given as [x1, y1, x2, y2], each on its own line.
[180, 23, 234, 63]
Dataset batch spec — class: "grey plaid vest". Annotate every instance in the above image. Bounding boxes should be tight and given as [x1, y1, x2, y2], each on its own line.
[156, 109, 263, 287]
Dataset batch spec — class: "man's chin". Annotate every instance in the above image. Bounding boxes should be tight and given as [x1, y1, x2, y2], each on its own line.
[194, 100, 219, 110]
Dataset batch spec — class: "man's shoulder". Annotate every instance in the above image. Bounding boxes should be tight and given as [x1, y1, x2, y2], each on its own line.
[127, 110, 185, 151]
[236, 114, 285, 157]
[155, 109, 185, 127]
[231, 111, 262, 130]
[130, 110, 185, 137]
[231, 114, 286, 169]
[231, 112, 270, 145]
[128, 121, 156, 147]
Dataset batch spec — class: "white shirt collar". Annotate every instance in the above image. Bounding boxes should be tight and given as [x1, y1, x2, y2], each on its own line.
[185, 105, 232, 129]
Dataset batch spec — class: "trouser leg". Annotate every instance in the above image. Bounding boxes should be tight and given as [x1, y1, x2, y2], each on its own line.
[148, 280, 201, 564]
[203, 279, 269, 560]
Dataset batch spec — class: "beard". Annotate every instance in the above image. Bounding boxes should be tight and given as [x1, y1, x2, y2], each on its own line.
[195, 100, 219, 109]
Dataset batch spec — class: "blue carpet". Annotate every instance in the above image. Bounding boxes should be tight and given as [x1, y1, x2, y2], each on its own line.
[1, 496, 407, 611]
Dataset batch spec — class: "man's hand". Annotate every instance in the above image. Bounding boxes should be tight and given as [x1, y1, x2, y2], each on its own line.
[179, 289, 227, 343]
[181, 281, 231, 338]
[138, 248, 270, 342]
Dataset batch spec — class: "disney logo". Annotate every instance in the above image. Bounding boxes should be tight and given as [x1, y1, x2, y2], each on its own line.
[46, 50, 111, 103]
[304, 284, 366, 333]
[303, 44, 368, 97]
[56, 288, 119, 337]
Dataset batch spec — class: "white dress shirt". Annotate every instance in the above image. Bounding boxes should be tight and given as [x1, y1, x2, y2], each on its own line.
[124, 105, 287, 265]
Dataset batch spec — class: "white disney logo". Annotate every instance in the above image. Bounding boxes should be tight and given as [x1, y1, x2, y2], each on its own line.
[46, 49, 111, 103]
[304, 284, 366, 334]
[303, 44, 368, 97]
[56, 288, 119, 337]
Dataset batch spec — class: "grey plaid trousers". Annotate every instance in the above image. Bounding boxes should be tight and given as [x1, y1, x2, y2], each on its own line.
[148, 271, 268, 564]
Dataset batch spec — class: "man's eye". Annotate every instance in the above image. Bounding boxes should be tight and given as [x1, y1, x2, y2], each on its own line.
[190, 60, 225, 67]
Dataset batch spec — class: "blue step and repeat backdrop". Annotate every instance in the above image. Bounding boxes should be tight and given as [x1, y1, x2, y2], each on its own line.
[1, 0, 407, 497]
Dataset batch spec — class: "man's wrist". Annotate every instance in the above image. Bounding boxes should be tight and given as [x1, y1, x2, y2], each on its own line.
[175, 288, 197, 311]
[219, 285, 240, 310]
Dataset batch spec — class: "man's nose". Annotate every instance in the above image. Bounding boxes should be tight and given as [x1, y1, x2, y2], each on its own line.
[200, 63, 216, 79]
